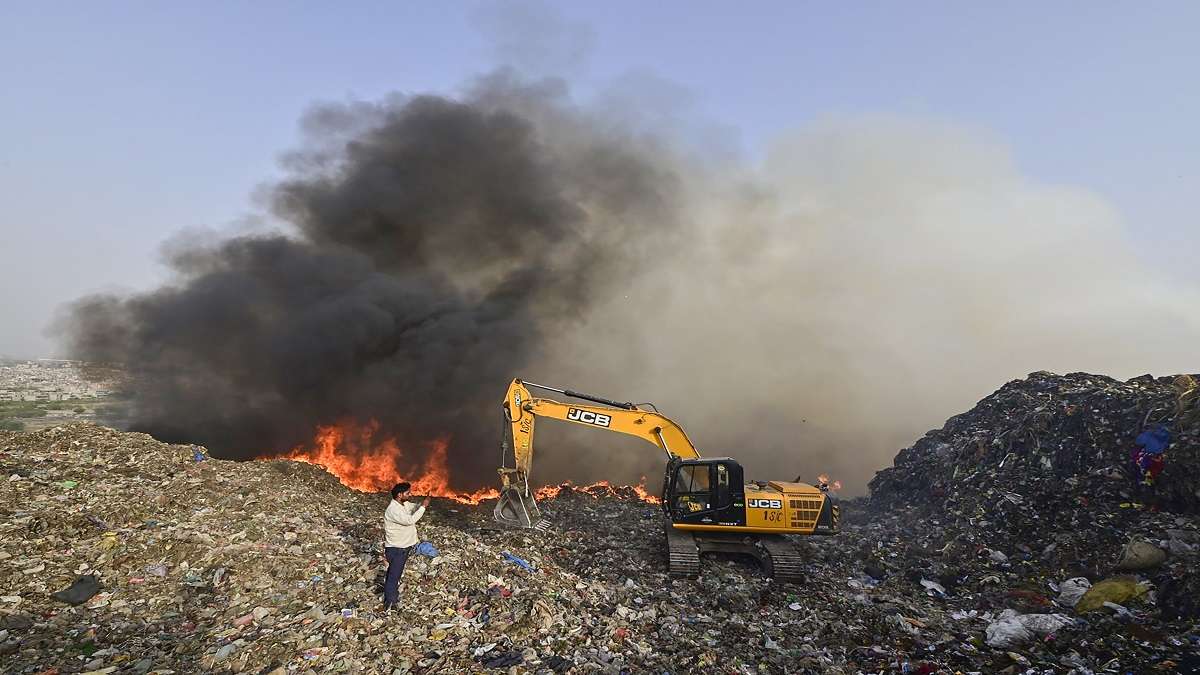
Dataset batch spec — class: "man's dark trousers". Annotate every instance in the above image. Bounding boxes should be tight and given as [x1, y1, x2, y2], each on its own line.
[384, 545, 412, 607]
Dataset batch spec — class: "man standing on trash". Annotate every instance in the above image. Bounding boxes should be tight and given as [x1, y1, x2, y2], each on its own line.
[382, 481, 430, 611]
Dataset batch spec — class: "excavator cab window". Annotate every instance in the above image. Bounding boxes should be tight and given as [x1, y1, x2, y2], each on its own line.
[678, 464, 710, 492]
[674, 464, 712, 513]
[714, 463, 732, 508]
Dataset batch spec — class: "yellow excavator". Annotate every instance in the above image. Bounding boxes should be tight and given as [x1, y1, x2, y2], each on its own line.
[494, 378, 839, 581]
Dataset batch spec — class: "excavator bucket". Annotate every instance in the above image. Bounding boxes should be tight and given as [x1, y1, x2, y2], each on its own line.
[493, 486, 542, 529]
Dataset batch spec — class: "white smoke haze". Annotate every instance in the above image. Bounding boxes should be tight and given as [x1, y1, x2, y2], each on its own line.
[538, 114, 1200, 494]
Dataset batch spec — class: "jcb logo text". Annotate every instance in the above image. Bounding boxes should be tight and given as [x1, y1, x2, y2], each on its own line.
[566, 408, 611, 427]
[748, 499, 782, 509]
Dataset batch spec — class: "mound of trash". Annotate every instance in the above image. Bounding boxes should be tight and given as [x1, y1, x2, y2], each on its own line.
[871, 371, 1200, 510]
[868, 372, 1200, 567]
[862, 371, 1200, 669]
[1, 424, 818, 674]
[2, 375, 1199, 675]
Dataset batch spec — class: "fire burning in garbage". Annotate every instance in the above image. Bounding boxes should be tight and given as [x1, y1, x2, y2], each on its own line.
[817, 474, 843, 492]
[276, 420, 661, 505]
[534, 478, 662, 505]
[277, 421, 500, 504]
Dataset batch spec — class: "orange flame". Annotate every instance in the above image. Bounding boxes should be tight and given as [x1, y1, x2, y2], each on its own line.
[532, 477, 661, 504]
[277, 421, 660, 505]
[279, 421, 498, 504]
[632, 477, 662, 504]
[817, 473, 843, 492]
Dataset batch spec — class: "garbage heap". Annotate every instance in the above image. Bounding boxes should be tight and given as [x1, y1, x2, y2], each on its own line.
[3, 424, 848, 674]
[2, 367, 1199, 675]
[862, 371, 1200, 670]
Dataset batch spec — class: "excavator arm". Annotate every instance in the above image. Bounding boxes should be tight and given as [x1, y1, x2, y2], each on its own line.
[496, 378, 700, 527]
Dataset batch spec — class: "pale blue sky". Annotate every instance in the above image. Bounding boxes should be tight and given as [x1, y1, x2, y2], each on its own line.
[2, 1, 1197, 357]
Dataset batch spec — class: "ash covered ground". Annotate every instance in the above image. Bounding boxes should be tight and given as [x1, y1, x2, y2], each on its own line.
[1, 372, 1198, 674]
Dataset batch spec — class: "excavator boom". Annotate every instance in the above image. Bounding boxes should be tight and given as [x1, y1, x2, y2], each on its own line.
[495, 379, 699, 527]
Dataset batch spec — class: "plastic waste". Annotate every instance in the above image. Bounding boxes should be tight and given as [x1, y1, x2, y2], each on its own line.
[984, 609, 1072, 648]
[501, 551, 535, 571]
[1116, 539, 1167, 570]
[1136, 424, 1171, 454]
[1166, 530, 1199, 556]
[50, 574, 102, 605]
[1075, 576, 1148, 613]
[920, 579, 947, 596]
[1057, 577, 1091, 608]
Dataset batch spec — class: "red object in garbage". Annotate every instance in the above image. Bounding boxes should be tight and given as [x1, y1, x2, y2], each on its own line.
[1132, 447, 1166, 484]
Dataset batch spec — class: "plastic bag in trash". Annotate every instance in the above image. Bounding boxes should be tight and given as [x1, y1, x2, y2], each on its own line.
[51, 574, 102, 605]
[501, 551, 535, 571]
[985, 609, 1072, 648]
[920, 578, 947, 596]
[1116, 539, 1167, 571]
[1057, 577, 1091, 608]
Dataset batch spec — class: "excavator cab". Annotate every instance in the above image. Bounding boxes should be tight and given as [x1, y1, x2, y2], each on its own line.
[663, 457, 748, 527]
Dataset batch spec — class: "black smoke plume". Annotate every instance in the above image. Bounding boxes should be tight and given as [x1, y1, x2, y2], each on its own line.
[62, 74, 680, 487]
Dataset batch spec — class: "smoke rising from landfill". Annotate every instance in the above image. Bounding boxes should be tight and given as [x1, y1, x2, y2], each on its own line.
[61, 75, 1200, 493]
[63, 73, 682, 486]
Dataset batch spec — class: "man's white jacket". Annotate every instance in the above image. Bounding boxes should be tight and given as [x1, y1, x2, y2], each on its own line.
[384, 499, 425, 548]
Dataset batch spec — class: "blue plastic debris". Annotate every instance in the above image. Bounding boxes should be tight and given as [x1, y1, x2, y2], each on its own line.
[501, 551, 535, 571]
[1136, 424, 1171, 455]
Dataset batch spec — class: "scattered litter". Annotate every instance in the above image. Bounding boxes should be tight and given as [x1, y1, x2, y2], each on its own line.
[3, 369, 1198, 673]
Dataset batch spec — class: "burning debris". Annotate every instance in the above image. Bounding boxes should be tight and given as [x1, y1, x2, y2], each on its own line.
[532, 479, 661, 505]
[277, 418, 660, 505]
[817, 473, 843, 492]
[278, 420, 499, 504]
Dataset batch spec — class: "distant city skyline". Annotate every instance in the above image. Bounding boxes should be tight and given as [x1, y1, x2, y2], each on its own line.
[3, 2, 1198, 358]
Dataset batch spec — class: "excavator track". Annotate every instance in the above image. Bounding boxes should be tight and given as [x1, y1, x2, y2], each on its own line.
[665, 525, 700, 578]
[758, 535, 806, 583]
[665, 528, 806, 582]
